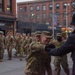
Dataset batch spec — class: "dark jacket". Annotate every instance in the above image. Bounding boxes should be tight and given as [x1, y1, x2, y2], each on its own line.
[46, 31, 75, 75]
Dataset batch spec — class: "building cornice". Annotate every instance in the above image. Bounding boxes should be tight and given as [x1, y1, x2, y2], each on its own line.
[17, 0, 72, 6]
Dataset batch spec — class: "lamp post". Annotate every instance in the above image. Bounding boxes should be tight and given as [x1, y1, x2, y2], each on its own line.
[52, 0, 55, 39]
[65, 3, 70, 38]
[31, 13, 35, 32]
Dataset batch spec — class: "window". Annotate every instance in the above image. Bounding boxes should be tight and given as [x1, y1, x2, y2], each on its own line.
[57, 20, 60, 25]
[42, 13, 46, 19]
[0, 0, 4, 12]
[42, 5, 46, 10]
[56, 12, 60, 17]
[72, 1, 75, 9]
[24, 7, 27, 12]
[63, 11, 67, 17]
[72, 11, 75, 16]
[36, 14, 40, 19]
[36, 5, 40, 11]
[19, 7, 23, 11]
[30, 14, 34, 19]
[63, 20, 66, 26]
[30, 6, 34, 11]
[49, 4, 53, 10]
[56, 4, 60, 9]
[63, 3, 67, 9]
[49, 12, 52, 18]
[7, 0, 12, 12]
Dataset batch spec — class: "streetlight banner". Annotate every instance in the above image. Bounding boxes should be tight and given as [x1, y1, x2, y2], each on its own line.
[53, 14, 57, 26]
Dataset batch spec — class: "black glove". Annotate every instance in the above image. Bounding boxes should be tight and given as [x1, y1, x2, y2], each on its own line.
[45, 44, 55, 52]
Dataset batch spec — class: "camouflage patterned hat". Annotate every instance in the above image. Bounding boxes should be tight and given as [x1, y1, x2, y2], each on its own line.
[0, 31, 4, 34]
[34, 31, 41, 36]
[42, 31, 52, 39]
[57, 33, 62, 37]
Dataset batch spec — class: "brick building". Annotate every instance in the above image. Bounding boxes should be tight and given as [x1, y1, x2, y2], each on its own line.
[0, 0, 16, 36]
[17, 0, 75, 28]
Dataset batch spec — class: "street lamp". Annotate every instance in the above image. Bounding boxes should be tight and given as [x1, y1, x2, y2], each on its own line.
[31, 13, 35, 32]
[65, 3, 70, 38]
[52, 0, 55, 39]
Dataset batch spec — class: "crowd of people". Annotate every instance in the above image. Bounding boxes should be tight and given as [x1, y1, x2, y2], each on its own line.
[0, 30, 70, 75]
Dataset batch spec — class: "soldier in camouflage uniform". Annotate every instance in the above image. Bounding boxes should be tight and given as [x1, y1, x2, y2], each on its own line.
[25, 31, 45, 75]
[53, 33, 69, 75]
[41, 31, 53, 75]
[0, 31, 5, 62]
[21, 33, 26, 54]
[31, 32, 35, 42]
[21, 33, 33, 57]
[26, 33, 32, 44]
[5, 33, 14, 60]
[15, 33, 23, 61]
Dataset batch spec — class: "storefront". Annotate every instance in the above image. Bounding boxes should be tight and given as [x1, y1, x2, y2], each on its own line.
[0, 16, 16, 36]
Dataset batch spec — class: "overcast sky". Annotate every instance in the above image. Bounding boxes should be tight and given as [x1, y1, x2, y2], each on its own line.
[16, 0, 35, 2]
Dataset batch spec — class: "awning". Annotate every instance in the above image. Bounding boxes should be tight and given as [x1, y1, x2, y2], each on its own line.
[0, 16, 16, 21]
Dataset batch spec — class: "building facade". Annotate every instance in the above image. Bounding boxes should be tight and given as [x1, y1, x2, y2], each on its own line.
[0, 0, 16, 36]
[17, 0, 75, 28]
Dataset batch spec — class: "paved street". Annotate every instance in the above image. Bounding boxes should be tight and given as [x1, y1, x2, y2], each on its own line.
[0, 49, 73, 75]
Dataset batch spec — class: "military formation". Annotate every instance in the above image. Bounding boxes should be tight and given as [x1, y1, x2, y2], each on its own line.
[0, 30, 70, 75]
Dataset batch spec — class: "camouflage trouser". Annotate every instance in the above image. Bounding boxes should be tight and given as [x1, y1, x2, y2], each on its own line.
[54, 55, 69, 75]
[15, 45, 20, 55]
[7, 46, 12, 60]
[0, 48, 4, 60]
[26, 73, 44, 75]
[19, 47, 23, 61]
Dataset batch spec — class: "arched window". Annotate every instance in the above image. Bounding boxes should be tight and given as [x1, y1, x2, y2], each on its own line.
[72, 1, 75, 9]
[7, 0, 12, 12]
[0, 0, 4, 12]
[56, 3, 60, 9]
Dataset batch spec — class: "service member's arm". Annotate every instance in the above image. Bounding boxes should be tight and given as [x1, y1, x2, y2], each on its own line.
[30, 42, 45, 52]
[45, 35, 74, 56]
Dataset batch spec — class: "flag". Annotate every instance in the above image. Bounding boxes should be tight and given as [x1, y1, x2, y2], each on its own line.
[52, 14, 57, 26]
